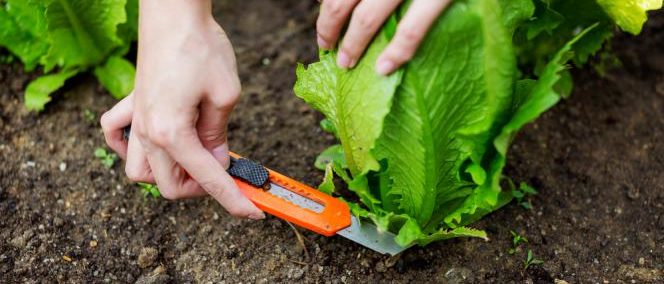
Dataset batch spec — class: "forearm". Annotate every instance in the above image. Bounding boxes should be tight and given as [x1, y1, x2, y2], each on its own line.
[138, 0, 215, 49]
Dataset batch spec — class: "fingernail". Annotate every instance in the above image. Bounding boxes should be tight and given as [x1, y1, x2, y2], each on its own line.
[248, 212, 266, 220]
[212, 145, 230, 169]
[376, 59, 396, 75]
[337, 51, 354, 69]
[317, 35, 330, 49]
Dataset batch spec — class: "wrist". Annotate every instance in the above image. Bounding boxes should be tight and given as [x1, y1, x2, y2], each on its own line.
[139, 0, 216, 44]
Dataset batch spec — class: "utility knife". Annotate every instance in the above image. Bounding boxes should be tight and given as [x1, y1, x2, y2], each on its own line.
[227, 153, 406, 255]
[123, 127, 406, 255]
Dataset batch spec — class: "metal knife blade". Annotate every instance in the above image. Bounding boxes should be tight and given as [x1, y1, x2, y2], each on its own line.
[268, 183, 409, 255]
[336, 216, 409, 256]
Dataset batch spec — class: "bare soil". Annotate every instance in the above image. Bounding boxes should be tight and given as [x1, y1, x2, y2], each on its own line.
[1, 1, 662, 283]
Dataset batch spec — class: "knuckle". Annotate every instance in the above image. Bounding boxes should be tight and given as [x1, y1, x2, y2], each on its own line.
[393, 46, 415, 63]
[315, 20, 336, 42]
[353, 8, 380, 31]
[398, 24, 425, 45]
[225, 80, 242, 106]
[324, 0, 347, 20]
[388, 42, 418, 63]
[145, 121, 176, 148]
[199, 128, 226, 145]
[99, 112, 112, 133]
[211, 80, 241, 110]
[340, 39, 362, 57]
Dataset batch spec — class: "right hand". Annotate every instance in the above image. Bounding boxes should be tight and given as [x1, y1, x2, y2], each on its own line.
[100, 0, 264, 220]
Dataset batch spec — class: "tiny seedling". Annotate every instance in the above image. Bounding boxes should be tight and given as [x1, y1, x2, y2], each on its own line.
[524, 249, 544, 270]
[83, 109, 96, 123]
[512, 182, 538, 210]
[508, 230, 529, 255]
[0, 54, 15, 64]
[138, 183, 161, 199]
[94, 147, 118, 168]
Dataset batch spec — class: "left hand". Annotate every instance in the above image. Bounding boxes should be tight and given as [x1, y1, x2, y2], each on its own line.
[316, 0, 452, 75]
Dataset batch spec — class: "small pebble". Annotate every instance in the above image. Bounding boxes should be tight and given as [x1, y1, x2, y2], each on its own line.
[288, 267, 304, 280]
[656, 82, 664, 96]
[626, 184, 639, 200]
[137, 247, 158, 268]
[444, 267, 473, 282]
[375, 261, 386, 272]
[59, 162, 67, 172]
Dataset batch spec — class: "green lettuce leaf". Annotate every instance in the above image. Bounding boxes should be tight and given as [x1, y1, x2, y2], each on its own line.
[317, 163, 336, 195]
[314, 144, 346, 171]
[0, 0, 48, 70]
[25, 69, 79, 111]
[395, 219, 488, 246]
[294, 16, 404, 177]
[117, 0, 138, 50]
[297, 0, 659, 248]
[597, 0, 663, 34]
[94, 55, 135, 99]
[375, 0, 516, 228]
[444, 25, 598, 228]
[41, 0, 128, 71]
[0, 0, 138, 111]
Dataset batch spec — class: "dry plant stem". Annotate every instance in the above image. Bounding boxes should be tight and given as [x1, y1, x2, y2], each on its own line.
[286, 221, 310, 260]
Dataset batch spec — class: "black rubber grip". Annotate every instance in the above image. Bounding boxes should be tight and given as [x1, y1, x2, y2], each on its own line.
[228, 157, 270, 188]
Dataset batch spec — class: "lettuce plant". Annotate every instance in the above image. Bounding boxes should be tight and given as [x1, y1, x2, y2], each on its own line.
[295, 0, 661, 246]
[0, 0, 138, 111]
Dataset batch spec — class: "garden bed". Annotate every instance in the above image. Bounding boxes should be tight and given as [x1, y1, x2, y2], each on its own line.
[1, 1, 662, 282]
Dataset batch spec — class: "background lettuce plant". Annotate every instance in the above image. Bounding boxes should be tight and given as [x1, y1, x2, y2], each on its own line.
[0, 0, 138, 111]
[295, 0, 662, 246]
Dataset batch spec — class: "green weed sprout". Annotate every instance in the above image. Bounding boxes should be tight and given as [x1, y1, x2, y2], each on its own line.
[138, 183, 161, 199]
[94, 147, 118, 168]
[524, 249, 544, 270]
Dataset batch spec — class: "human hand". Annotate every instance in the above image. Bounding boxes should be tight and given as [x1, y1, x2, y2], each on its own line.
[316, 0, 452, 75]
[101, 0, 264, 220]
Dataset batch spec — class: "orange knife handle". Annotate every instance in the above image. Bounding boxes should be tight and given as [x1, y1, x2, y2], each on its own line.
[230, 152, 351, 236]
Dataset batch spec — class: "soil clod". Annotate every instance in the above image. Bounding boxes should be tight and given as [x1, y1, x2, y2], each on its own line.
[137, 247, 159, 269]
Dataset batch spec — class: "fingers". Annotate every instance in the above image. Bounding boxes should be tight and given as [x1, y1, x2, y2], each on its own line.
[145, 146, 207, 199]
[375, 0, 451, 75]
[156, 126, 264, 219]
[316, 0, 360, 50]
[337, 0, 403, 69]
[125, 127, 155, 183]
[198, 96, 235, 169]
[100, 94, 133, 159]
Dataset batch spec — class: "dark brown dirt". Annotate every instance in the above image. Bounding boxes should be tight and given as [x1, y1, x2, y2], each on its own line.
[1, 1, 662, 283]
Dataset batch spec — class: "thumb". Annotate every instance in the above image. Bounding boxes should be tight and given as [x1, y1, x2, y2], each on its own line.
[197, 100, 234, 169]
